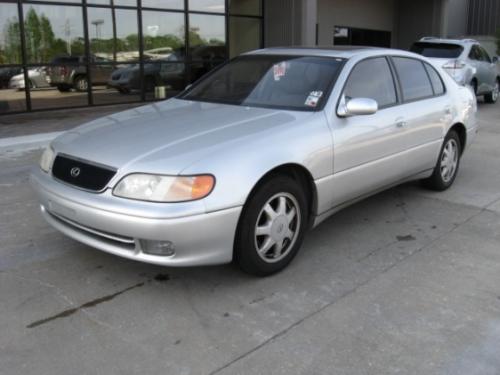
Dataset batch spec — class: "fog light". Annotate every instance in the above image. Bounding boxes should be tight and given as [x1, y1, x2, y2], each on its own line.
[140, 240, 175, 256]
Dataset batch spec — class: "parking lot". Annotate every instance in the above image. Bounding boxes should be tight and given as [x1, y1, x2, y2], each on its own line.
[1, 101, 499, 375]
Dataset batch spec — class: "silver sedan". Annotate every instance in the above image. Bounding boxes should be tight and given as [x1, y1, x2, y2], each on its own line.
[31, 47, 477, 276]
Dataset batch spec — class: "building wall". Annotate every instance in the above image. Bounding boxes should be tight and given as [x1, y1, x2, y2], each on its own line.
[443, 0, 470, 37]
[317, 0, 396, 46]
[467, 0, 500, 36]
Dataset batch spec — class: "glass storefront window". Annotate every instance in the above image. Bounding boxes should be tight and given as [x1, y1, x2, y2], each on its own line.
[229, 16, 261, 57]
[93, 63, 141, 104]
[0, 0, 262, 114]
[87, 0, 137, 6]
[142, 11, 185, 60]
[0, 3, 22, 65]
[142, 0, 184, 10]
[23, 4, 84, 65]
[88, 7, 139, 63]
[30, 65, 89, 110]
[189, 0, 225, 13]
[229, 0, 261, 16]
[189, 14, 226, 54]
[143, 61, 187, 101]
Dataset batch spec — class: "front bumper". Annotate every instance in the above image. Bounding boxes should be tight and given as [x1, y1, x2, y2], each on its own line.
[30, 168, 242, 266]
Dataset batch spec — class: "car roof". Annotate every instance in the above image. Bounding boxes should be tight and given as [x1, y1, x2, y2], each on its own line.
[416, 37, 477, 46]
[244, 46, 420, 60]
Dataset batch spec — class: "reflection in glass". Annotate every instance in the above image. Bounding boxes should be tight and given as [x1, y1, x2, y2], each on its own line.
[143, 61, 187, 101]
[0, 3, 22, 64]
[229, 0, 261, 15]
[189, 14, 226, 52]
[30, 65, 89, 110]
[23, 4, 84, 64]
[189, 0, 225, 13]
[88, 7, 139, 62]
[142, 11, 185, 60]
[142, 0, 184, 10]
[94, 64, 141, 104]
[0, 67, 27, 114]
[189, 59, 224, 83]
[87, 0, 137, 6]
[229, 17, 261, 57]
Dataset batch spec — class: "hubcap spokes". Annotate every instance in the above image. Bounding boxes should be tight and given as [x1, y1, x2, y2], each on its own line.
[440, 139, 458, 183]
[255, 193, 301, 263]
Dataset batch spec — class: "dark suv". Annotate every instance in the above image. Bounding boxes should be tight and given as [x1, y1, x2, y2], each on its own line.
[48, 55, 114, 93]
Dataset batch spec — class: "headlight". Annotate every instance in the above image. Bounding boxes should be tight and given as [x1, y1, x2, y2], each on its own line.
[113, 174, 215, 202]
[39, 146, 55, 172]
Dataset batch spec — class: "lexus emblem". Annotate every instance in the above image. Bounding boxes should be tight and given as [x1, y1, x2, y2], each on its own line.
[70, 167, 81, 178]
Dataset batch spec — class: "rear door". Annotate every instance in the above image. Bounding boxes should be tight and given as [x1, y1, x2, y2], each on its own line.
[330, 57, 410, 206]
[390, 56, 450, 175]
[478, 46, 497, 91]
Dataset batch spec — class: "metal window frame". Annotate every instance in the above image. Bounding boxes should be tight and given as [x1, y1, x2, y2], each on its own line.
[0, 0, 264, 116]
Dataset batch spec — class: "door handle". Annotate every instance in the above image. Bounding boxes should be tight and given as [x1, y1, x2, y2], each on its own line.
[395, 118, 407, 128]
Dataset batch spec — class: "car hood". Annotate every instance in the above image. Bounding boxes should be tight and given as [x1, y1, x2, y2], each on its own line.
[53, 99, 310, 174]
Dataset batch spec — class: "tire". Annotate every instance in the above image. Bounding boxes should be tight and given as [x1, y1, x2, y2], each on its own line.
[74, 76, 88, 92]
[484, 79, 499, 104]
[423, 130, 461, 191]
[57, 85, 71, 93]
[234, 175, 308, 276]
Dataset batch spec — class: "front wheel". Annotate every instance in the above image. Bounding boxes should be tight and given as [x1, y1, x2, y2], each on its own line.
[484, 79, 499, 103]
[423, 130, 461, 191]
[234, 175, 308, 276]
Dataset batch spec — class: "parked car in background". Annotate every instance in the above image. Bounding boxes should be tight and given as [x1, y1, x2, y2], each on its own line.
[108, 46, 225, 94]
[8, 67, 50, 90]
[31, 47, 477, 276]
[0, 67, 23, 89]
[411, 37, 499, 103]
[48, 55, 114, 92]
[108, 55, 185, 94]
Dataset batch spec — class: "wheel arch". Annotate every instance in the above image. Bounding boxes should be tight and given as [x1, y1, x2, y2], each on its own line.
[449, 122, 467, 155]
[242, 163, 318, 229]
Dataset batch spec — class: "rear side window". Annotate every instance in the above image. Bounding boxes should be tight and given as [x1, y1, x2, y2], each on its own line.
[343, 57, 397, 108]
[392, 57, 433, 102]
[424, 63, 445, 95]
[410, 42, 463, 58]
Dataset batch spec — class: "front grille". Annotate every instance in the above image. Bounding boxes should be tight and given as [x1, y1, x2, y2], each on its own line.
[52, 154, 116, 192]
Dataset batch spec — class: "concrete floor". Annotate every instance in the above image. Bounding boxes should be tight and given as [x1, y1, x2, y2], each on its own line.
[0, 101, 499, 375]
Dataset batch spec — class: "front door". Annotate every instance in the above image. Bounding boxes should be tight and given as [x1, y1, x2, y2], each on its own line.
[330, 56, 409, 207]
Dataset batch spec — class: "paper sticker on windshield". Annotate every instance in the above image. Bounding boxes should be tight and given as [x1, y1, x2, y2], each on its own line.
[305, 91, 323, 107]
[273, 62, 288, 81]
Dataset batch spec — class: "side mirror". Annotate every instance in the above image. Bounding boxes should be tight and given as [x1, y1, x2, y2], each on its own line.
[338, 96, 378, 117]
[492, 56, 499, 63]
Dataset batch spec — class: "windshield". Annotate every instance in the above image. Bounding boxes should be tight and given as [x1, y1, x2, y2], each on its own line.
[410, 42, 464, 58]
[179, 55, 344, 111]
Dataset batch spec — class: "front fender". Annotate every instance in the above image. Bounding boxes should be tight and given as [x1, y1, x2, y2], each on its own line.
[181, 112, 334, 213]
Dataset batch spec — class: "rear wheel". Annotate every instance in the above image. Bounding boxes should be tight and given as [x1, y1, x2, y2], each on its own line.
[484, 79, 499, 104]
[423, 130, 461, 191]
[234, 175, 308, 276]
[74, 76, 88, 92]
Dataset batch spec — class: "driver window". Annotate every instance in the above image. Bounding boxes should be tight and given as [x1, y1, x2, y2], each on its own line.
[343, 57, 397, 108]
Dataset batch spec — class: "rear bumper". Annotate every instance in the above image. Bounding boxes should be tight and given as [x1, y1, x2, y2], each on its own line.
[30, 168, 242, 266]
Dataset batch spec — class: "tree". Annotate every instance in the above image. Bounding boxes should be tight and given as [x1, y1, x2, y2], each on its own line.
[24, 8, 42, 63]
[1, 18, 22, 64]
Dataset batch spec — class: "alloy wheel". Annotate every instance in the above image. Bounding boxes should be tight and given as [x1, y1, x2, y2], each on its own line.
[254, 192, 301, 263]
[440, 138, 459, 183]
